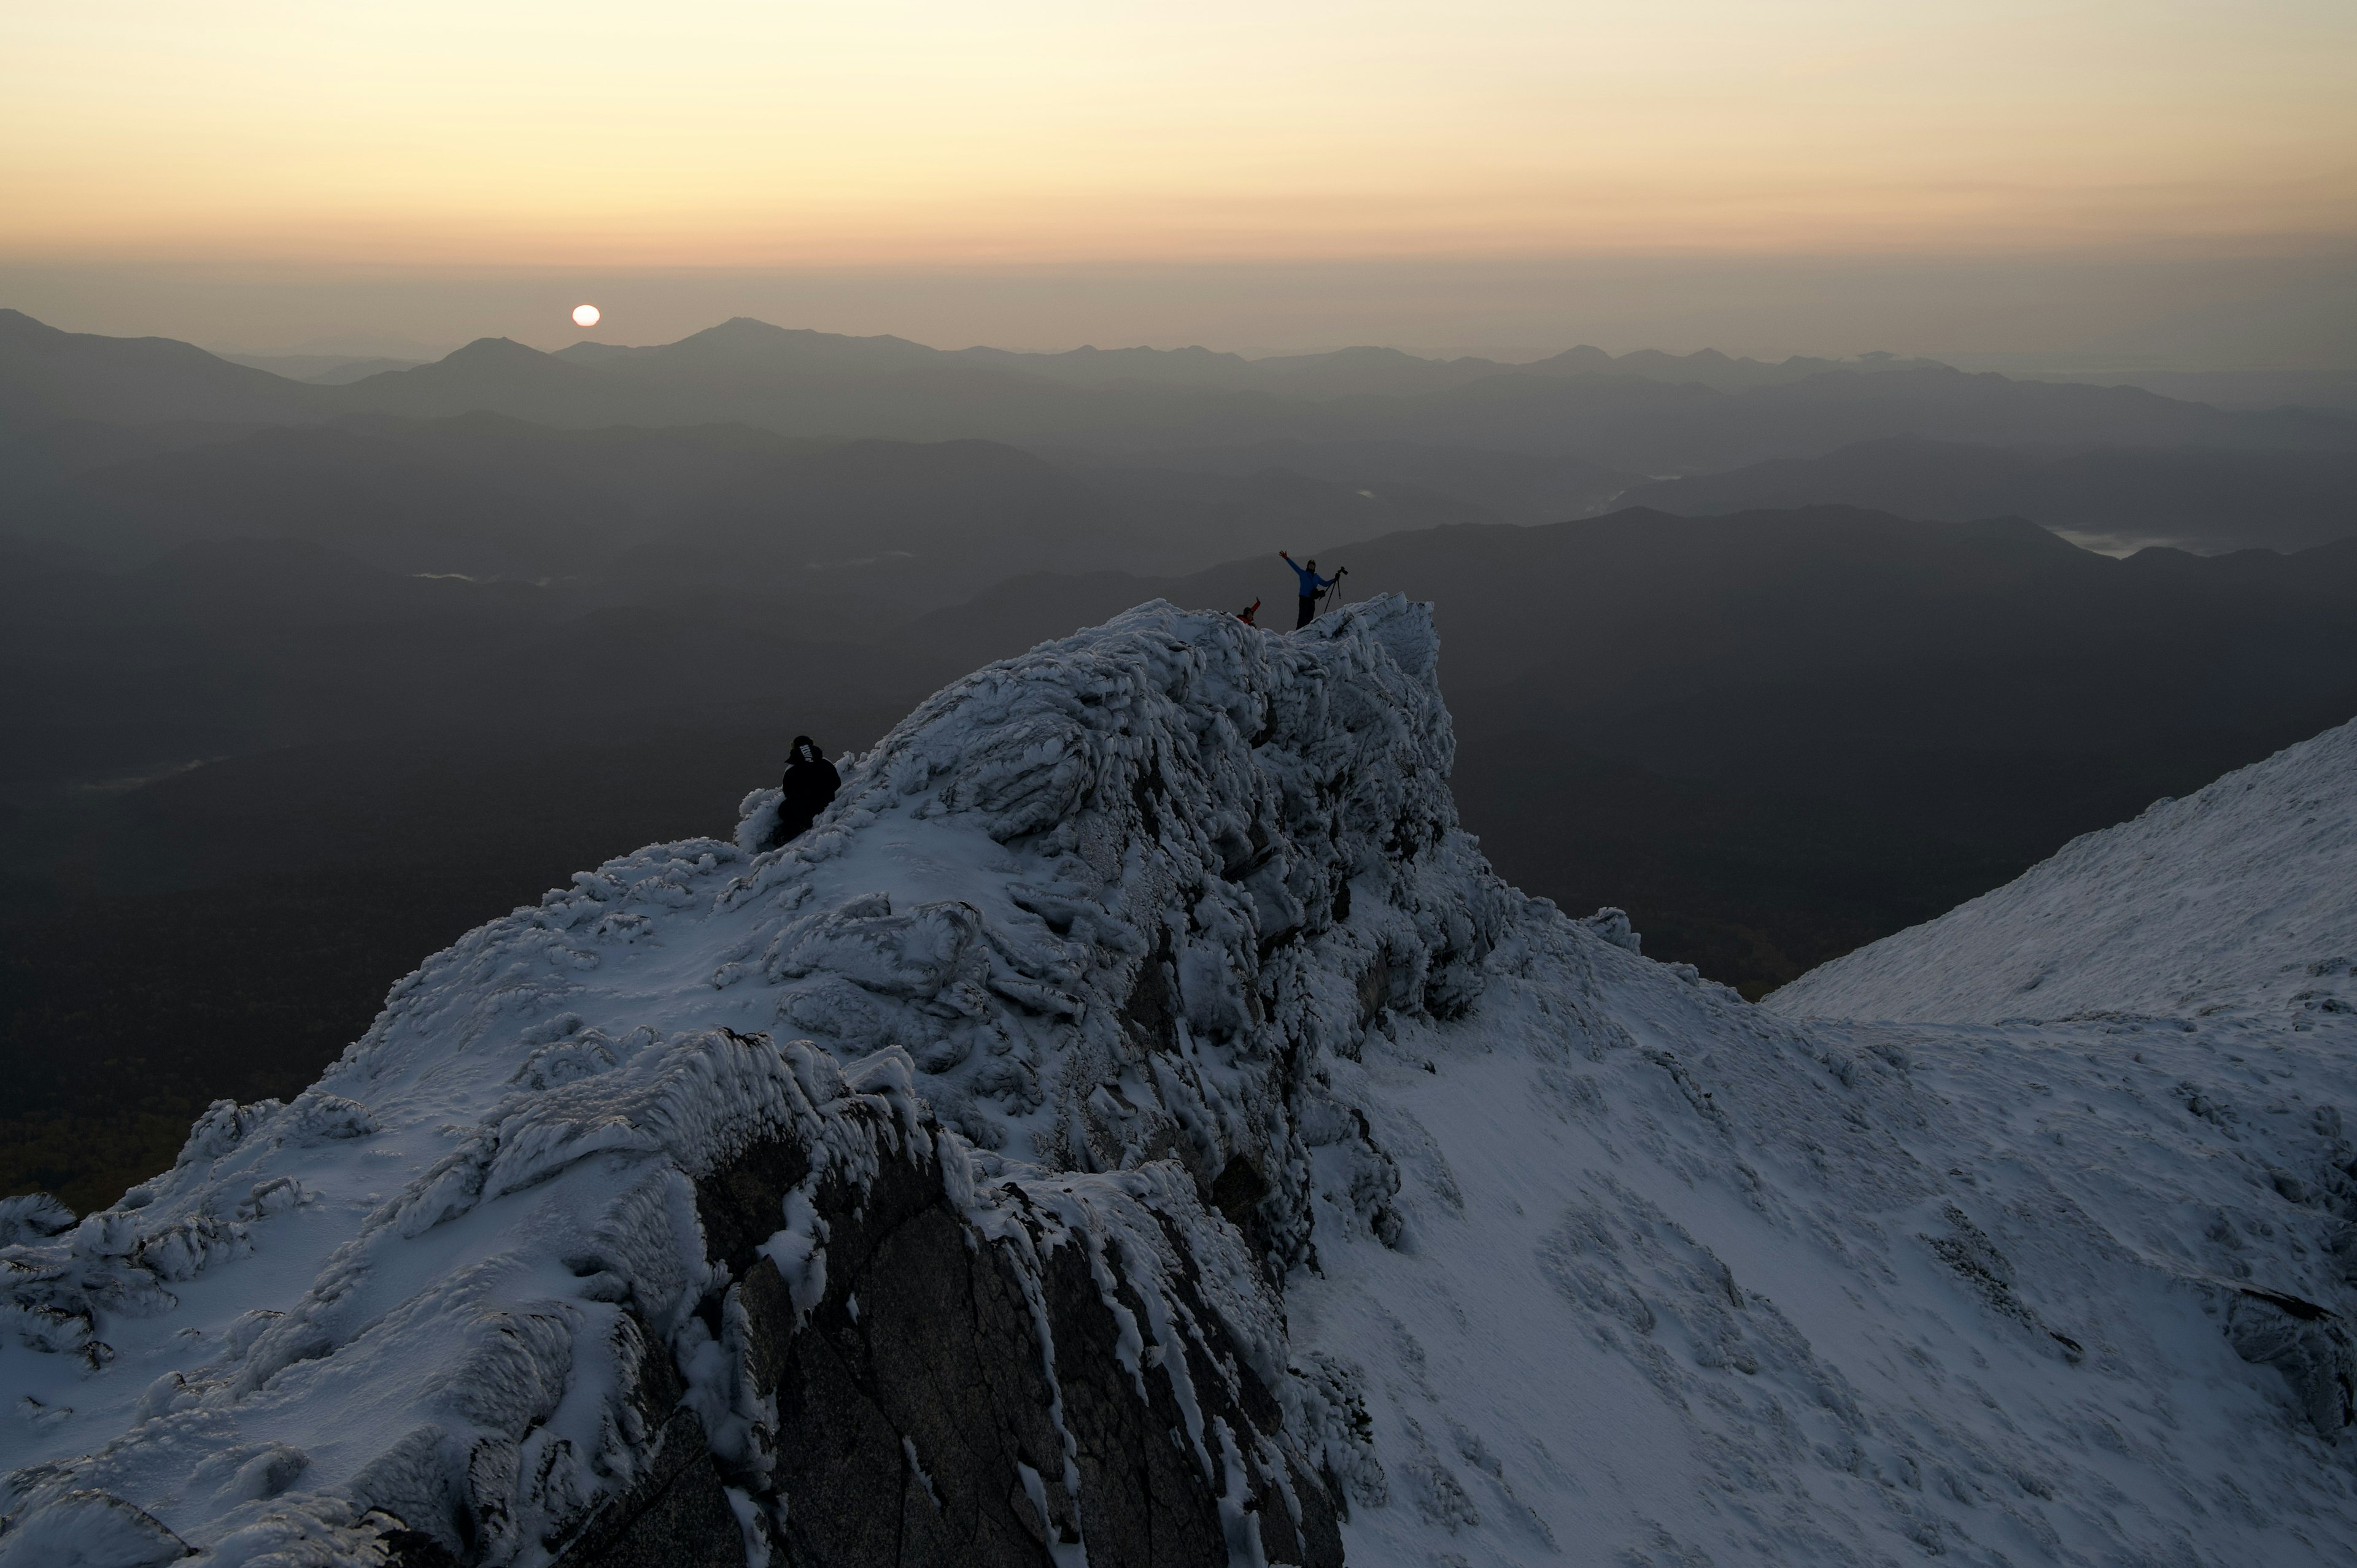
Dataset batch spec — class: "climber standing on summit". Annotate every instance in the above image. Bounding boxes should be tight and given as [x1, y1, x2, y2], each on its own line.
[765, 735, 840, 849]
[1279, 550, 1341, 629]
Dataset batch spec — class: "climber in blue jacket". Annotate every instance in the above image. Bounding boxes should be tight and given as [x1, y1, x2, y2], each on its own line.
[1280, 551, 1340, 629]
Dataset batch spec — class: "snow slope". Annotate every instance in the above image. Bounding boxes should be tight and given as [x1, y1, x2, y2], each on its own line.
[1767, 717, 2357, 1025]
[5, 597, 2356, 1567]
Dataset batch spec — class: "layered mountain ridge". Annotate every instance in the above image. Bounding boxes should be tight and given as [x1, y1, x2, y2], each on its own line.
[10, 309, 2351, 466]
[3, 599, 2355, 1566]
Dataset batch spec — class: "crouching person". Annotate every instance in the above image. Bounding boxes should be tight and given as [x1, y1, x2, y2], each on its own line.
[764, 734, 841, 850]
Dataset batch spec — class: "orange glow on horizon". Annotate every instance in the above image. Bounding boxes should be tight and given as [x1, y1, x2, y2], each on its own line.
[2, 1, 2351, 271]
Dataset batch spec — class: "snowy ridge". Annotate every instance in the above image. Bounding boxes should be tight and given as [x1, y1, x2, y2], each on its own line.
[5, 595, 2357, 1567]
[0, 597, 1480, 1566]
[1767, 716, 2357, 1024]
[2, 1036, 934, 1564]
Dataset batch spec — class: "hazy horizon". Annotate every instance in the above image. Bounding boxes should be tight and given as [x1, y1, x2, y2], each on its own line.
[7, 2, 2354, 369]
[9, 250, 2356, 373]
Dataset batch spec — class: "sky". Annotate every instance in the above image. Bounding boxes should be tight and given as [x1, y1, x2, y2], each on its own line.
[3, 1, 2353, 360]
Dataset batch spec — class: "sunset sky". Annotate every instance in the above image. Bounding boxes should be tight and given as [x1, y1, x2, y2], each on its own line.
[4, 1, 2352, 355]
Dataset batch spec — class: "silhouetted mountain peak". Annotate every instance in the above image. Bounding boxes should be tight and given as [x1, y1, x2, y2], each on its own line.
[678, 315, 801, 349]
[1096, 343, 1229, 362]
[438, 336, 554, 366]
[0, 308, 280, 373]
[0, 309, 328, 427]
[1614, 347, 1754, 376]
[0, 307, 60, 343]
[550, 339, 649, 365]
[1290, 346, 1430, 366]
[659, 317, 934, 365]
[1527, 344, 1619, 373]
[334, 337, 592, 408]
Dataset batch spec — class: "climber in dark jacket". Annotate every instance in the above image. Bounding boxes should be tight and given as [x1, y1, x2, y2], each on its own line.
[766, 735, 841, 849]
[1280, 550, 1337, 628]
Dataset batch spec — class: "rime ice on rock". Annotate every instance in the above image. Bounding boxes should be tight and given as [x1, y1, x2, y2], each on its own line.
[731, 593, 1503, 1267]
[5, 595, 2357, 1568]
[1, 598, 1483, 1566]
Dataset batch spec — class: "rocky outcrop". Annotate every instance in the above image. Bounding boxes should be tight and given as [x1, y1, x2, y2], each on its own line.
[649, 1081, 1339, 1567]
[5, 601, 1457, 1566]
[478, 1039, 1345, 1568]
[722, 594, 1503, 1280]
[2226, 1288, 2357, 1438]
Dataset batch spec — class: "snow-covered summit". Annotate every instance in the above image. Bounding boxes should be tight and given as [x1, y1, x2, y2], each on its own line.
[1768, 716, 2357, 1024]
[6, 596, 2357, 1568]
[0, 596, 1495, 1566]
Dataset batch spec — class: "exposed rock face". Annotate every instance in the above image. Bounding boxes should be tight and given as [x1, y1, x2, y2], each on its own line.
[2226, 1289, 2357, 1439]
[665, 1091, 1341, 1568]
[4, 1030, 1347, 1568]
[460, 1040, 1347, 1568]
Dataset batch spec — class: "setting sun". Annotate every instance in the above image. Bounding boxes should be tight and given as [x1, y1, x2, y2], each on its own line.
[572, 303, 600, 328]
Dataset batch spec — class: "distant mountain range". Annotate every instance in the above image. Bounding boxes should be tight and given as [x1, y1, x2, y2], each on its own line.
[1614, 435, 2357, 553]
[0, 415, 1500, 610]
[12, 300, 2357, 585]
[1078, 438, 1636, 526]
[948, 338, 1946, 395]
[218, 351, 432, 385]
[5, 307, 1926, 427]
[6, 414, 832, 580]
[17, 408, 2351, 595]
[12, 309, 2353, 473]
[0, 309, 318, 428]
[2020, 367, 2357, 414]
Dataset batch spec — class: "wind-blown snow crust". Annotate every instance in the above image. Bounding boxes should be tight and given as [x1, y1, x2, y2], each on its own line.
[5, 595, 2356, 1567]
[1767, 715, 2357, 1025]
